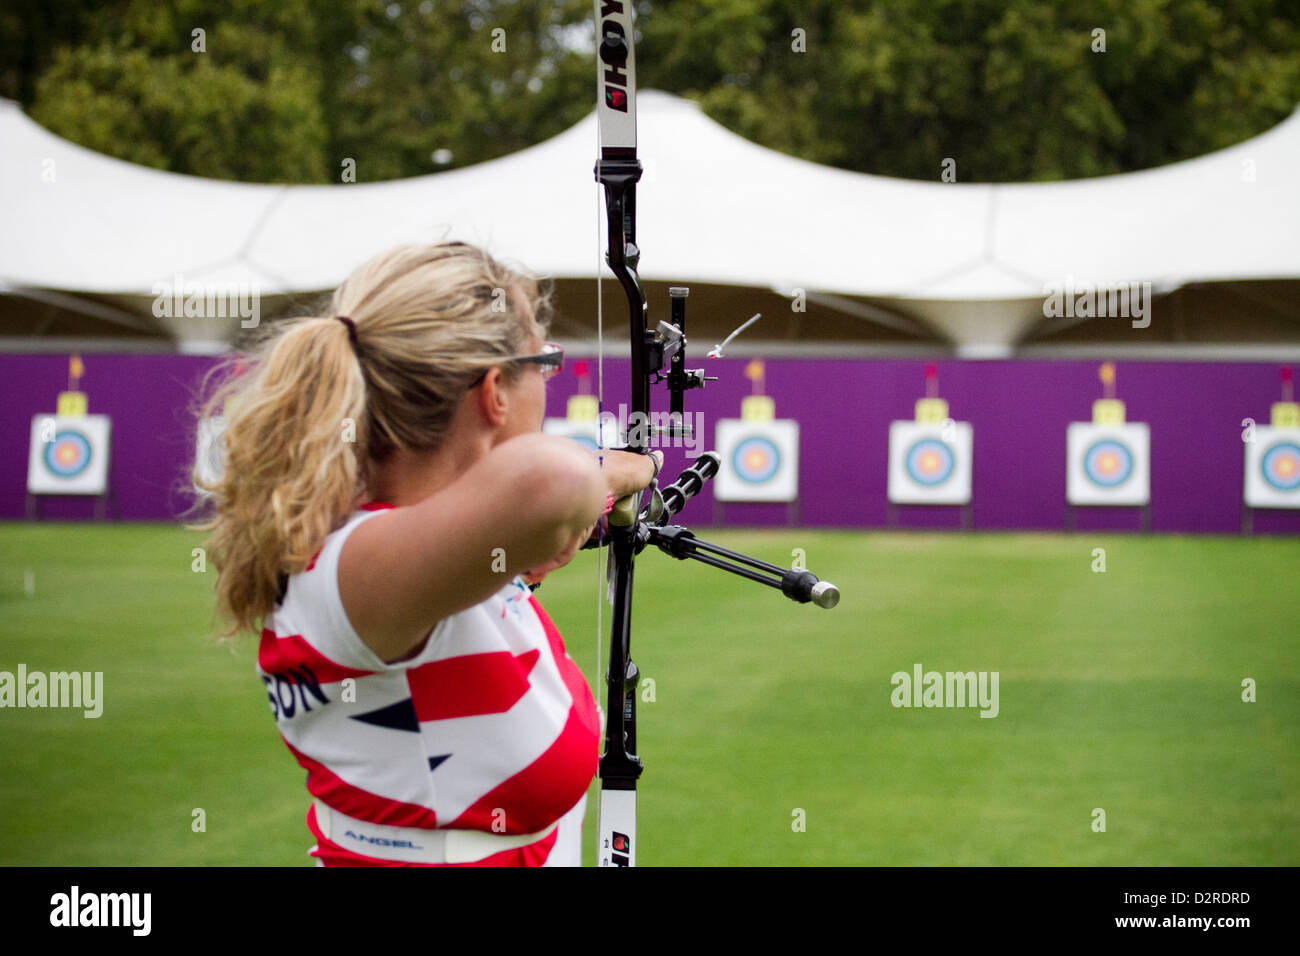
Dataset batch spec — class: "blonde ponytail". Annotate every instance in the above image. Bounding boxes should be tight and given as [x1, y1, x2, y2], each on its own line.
[196, 241, 550, 635]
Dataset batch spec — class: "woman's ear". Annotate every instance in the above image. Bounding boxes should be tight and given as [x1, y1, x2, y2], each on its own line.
[475, 367, 511, 428]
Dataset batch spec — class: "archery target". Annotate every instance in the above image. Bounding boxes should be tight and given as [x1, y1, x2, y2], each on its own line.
[905, 438, 955, 486]
[1244, 426, 1300, 508]
[27, 415, 112, 495]
[1261, 442, 1300, 490]
[888, 421, 972, 505]
[715, 419, 798, 501]
[733, 436, 781, 482]
[1083, 440, 1132, 487]
[45, 431, 92, 477]
[1067, 422, 1149, 505]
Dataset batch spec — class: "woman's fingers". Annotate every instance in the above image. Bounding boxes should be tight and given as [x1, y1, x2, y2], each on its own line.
[603, 449, 663, 500]
[648, 450, 663, 485]
[522, 522, 594, 584]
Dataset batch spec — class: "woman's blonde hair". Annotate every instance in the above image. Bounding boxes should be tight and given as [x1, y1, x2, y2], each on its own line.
[196, 241, 550, 635]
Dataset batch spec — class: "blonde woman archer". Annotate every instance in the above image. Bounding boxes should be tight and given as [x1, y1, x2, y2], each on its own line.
[198, 241, 659, 866]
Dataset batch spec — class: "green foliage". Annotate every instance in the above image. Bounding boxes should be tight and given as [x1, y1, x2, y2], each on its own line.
[7, 0, 1300, 183]
[326, 0, 593, 182]
[640, 0, 1300, 181]
[16, 0, 593, 183]
[31, 35, 329, 182]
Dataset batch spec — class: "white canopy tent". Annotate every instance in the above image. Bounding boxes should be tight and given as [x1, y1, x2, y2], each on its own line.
[2, 93, 1297, 354]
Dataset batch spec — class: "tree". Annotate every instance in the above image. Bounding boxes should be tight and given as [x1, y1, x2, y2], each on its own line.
[27, 1, 330, 182]
[638, 0, 1300, 182]
[11, 0, 1300, 184]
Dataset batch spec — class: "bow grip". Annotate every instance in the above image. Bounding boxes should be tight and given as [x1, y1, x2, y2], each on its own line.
[608, 492, 641, 528]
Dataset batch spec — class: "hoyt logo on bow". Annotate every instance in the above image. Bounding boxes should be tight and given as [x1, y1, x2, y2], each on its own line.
[598, 2, 630, 112]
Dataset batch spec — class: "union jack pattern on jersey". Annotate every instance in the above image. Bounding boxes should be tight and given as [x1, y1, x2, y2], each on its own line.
[257, 507, 600, 866]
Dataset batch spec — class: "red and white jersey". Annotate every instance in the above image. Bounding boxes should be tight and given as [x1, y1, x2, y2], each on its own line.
[257, 506, 600, 866]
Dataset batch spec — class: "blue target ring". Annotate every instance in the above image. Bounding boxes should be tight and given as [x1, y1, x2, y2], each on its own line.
[1261, 441, 1300, 491]
[1083, 439, 1133, 487]
[44, 430, 92, 478]
[568, 434, 599, 453]
[731, 436, 781, 484]
[905, 438, 954, 486]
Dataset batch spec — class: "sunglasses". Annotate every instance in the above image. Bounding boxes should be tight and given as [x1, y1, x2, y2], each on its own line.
[468, 342, 564, 389]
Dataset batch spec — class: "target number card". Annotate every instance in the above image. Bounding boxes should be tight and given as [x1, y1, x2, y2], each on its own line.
[1066, 422, 1150, 506]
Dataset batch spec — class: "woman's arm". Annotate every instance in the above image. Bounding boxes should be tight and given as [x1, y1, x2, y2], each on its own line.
[519, 448, 662, 586]
[338, 433, 609, 663]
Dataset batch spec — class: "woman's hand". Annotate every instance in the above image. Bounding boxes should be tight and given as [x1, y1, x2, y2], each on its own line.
[520, 449, 662, 585]
[601, 448, 662, 501]
[520, 520, 595, 585]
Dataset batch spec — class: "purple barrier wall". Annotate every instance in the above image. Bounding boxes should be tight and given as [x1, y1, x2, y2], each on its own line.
[2, 353, 1297, 533]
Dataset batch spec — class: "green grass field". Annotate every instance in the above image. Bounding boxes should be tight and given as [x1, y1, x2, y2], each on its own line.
[1, 523, 1296, 866]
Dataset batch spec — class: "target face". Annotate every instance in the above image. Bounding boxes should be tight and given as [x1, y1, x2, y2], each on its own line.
[1245, 427, 1300, 508]
[731, 436, 781, 484]
[715, 420, 799, 502]
[888, 421, 972, 505]
[28, 414, 112, 495]
[1066, 422, 1149, 506]
[905, 438, 955, 486]
[44, 431, 93, 477]
[1083, 439, 1133, 487]
[1260, 441, 1300, 491]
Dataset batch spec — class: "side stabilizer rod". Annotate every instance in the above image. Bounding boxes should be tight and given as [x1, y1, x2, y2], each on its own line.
[645, 524, 840, 609]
